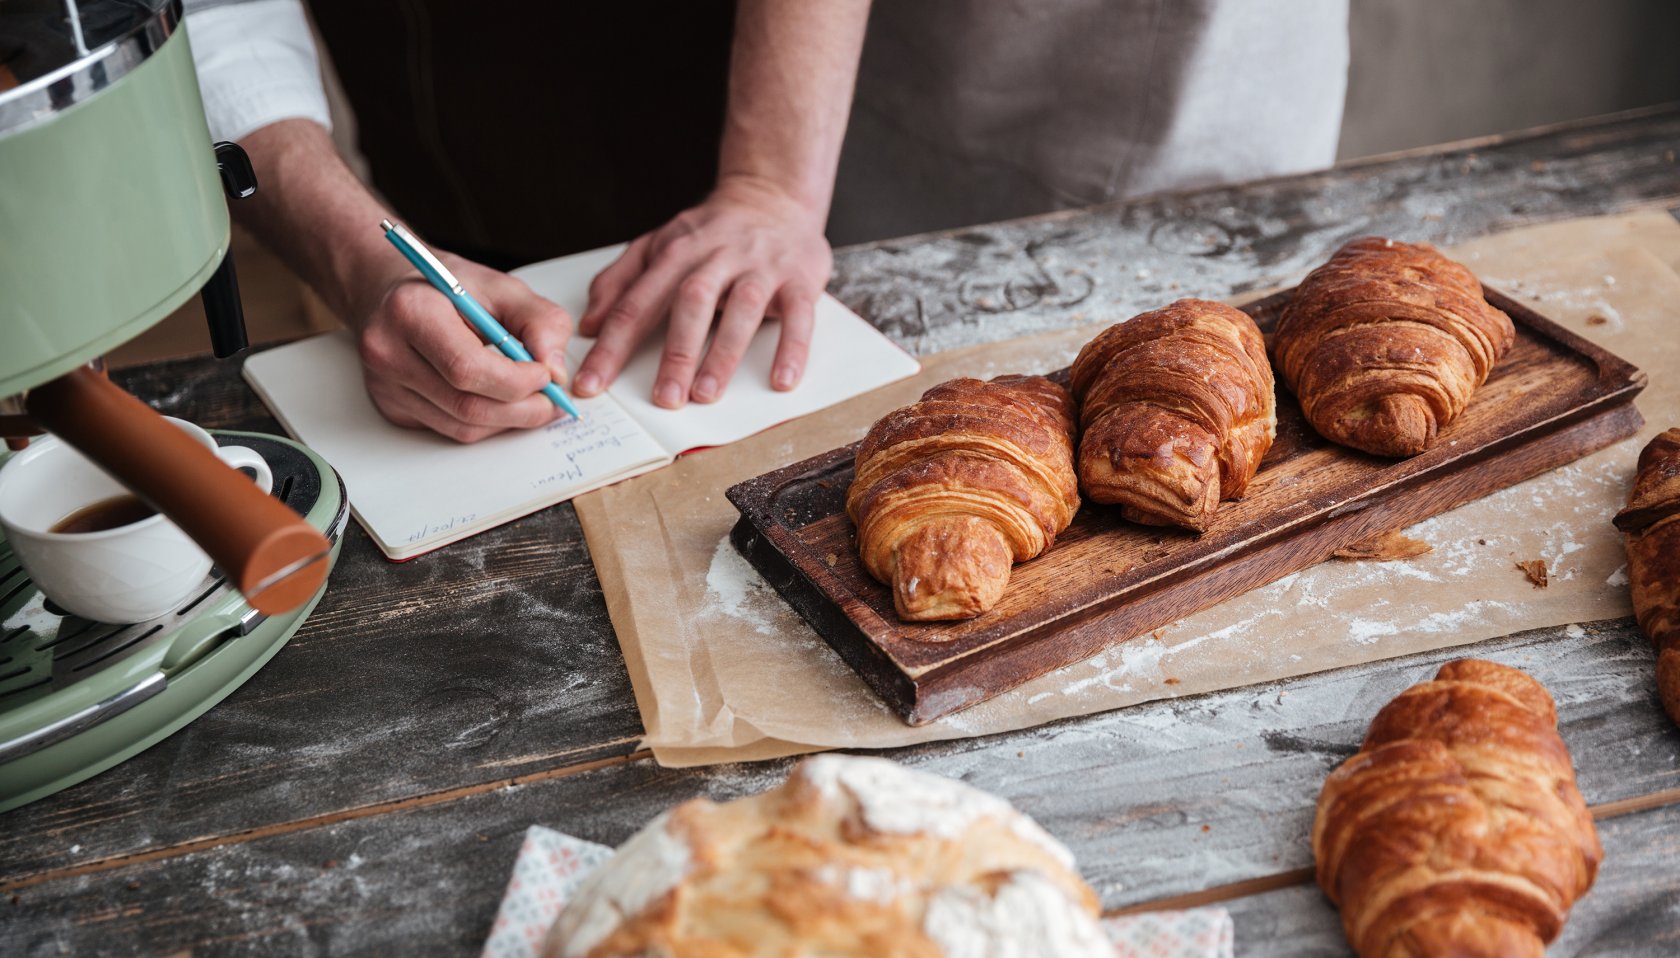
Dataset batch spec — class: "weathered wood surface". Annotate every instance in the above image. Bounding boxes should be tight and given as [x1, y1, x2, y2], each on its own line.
[1223, 802, 1680, 957]
[726, 288, 1646, 723]
[828, 104, 1680, 359]
[0, 358, 646, 880]
[4, 106, 1680, 953]
[5, 620, 1675, 955]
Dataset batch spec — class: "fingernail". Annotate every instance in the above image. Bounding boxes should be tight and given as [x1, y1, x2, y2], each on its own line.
[773, 365, 797, 390]
[692, 375, 720, 402]
[655, 380, 683, 408]
[544, 352, 569, 385]
[574, 372, 602, 396]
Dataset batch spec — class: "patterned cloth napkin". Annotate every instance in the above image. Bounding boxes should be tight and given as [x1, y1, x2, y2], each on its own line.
[483, 825, 1234, 958]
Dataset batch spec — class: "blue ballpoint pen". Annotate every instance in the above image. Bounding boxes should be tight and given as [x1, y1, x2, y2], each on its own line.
[380, 218, 581, 420]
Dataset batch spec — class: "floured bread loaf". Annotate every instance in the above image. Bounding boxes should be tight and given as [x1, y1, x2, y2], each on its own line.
[543, 754, 1113, 958]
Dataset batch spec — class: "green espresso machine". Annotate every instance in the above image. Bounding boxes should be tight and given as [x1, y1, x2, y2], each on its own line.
[0, 0, 348, 810]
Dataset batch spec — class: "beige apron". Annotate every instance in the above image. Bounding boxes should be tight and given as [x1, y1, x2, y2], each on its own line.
[830, 0, 1349, 244]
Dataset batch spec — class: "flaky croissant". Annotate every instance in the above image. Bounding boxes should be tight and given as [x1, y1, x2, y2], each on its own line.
[1274, 237, 1515, 457]
[848, 375, 1079, 622]
[1614, 427, 1680, 725]
[1313, 659, 1602, 958]
[1068, 299, 1274, 531]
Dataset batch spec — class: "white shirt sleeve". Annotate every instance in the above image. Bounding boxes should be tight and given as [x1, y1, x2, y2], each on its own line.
[184, 0, 334, 142]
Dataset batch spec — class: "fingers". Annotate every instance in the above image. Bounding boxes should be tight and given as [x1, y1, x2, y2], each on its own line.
[580, 235, 652, 338]
[488, 275, 573, 385]
[572, 253, 689, 398]
[575, 197, 832, 404]
[690, 273, 774, 403]
[579, 269, 817, 406]
[769, 283, 818, 392]
[652, 254, 735, 408]
[358, 279, 563, 442]
[369, 379, 558, 444]
[401, 301, 554, 403]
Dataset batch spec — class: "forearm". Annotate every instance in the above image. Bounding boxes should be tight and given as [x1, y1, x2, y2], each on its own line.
[717, 0, 872, 222]
[231, 119, 399, 328]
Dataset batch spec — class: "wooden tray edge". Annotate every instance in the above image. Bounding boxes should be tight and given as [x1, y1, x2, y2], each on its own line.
[727, 285, 1651, 724]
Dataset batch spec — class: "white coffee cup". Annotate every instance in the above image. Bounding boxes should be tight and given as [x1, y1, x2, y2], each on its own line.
[0, 418, 273, 624]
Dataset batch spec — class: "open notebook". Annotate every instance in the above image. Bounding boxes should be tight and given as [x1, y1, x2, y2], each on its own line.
[243, 244, 919, 560]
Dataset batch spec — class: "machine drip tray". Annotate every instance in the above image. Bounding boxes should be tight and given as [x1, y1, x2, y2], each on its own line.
[0, 432, 347, 810]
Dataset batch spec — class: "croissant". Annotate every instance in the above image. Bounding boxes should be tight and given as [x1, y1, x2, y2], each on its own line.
[1313, 659, 1602, 958]
[848, 375, 1079, 621]
[1274, 237, 1515, 457]
[1068, 299, 1274, 531]
[1613, 427, 1680, 725]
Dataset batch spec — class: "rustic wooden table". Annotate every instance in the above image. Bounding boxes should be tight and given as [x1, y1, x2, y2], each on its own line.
[6, 105, 1680, 956]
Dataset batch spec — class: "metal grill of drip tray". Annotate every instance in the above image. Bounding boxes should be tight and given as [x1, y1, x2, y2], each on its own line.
[0, 432, 347, 808]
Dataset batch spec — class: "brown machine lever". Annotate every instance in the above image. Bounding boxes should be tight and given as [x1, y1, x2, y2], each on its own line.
[24, 368, 331, 614]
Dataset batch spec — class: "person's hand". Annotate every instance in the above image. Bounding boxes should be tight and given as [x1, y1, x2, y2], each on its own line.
[224, 121, 573, 443]
[352, 252, 573, 443]
[573, 175, 832, 408]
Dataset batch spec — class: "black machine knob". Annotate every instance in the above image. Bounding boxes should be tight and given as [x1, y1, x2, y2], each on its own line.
[215, 140, 258, 199]
[203, 141, 257, 358]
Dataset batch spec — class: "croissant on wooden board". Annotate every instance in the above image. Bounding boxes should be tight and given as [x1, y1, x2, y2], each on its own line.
[848, 375, 1079, 622]
[1068, 298, 1274, 532]
[1313, 659, 1602, 958]
[1614, 427, 1680, 725]
[1274, 237, 1515, 457]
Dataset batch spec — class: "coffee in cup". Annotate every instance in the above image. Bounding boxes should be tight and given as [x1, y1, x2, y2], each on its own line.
[0, 418, 273, 623]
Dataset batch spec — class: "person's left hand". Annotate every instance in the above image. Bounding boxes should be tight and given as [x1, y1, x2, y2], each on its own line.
[570, 175, 832, 408]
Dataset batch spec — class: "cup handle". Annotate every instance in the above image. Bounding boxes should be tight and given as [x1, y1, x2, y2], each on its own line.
[216, 445, 273, 495]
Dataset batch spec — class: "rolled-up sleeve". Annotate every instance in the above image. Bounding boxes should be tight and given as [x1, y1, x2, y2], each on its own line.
[184, 0, 333, 142]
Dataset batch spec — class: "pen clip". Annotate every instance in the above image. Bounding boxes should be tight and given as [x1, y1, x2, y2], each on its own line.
[381, 219, 464, 293]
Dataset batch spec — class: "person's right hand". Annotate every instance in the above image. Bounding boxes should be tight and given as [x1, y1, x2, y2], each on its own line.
[350, 251, 574, 443]
[225, 121, 574, 444]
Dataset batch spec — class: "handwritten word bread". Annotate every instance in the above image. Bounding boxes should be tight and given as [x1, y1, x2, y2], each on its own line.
[1274, 237, 1515, 457]
[543, 754, 1112, 958]
[1614, 427, 1680, 725]
[848, 375, 1079, 621]
[1069, 299, 1274, 531]
[1313, 659, 1601, 958]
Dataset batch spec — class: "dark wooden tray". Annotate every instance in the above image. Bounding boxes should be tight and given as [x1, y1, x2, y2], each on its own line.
[726, 289, 1647, 725]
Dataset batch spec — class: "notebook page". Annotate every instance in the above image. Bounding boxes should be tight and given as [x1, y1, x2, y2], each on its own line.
[243, 331, 670, 558]
[512, 245, 921, 455]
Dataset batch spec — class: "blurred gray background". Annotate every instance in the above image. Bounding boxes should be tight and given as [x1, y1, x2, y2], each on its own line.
[1339, 0, 1680, 158]
[313, 0, 1680, 185]
[314, 0, 1680, 170]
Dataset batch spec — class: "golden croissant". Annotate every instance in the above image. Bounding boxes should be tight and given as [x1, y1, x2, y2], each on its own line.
[1274, 237, 1515, 457]
[1313, 659, 1602, 958]
[848, 375, 1079, 622]
[1614, 427, 1680, 725]
[1068, 298, 1274, 531]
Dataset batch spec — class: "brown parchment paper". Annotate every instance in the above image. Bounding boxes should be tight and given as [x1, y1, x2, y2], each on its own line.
[573, 211, 1680, 766]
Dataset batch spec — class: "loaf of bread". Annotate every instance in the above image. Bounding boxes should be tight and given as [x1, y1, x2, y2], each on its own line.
[848, 375, 1080, 621]
[1068, 298, 1274, 531]
[1614, 427, 1680, 725]
[543, 754, 1113, 958]
[1274, 237, 1515, 457]
[1313, 659, 1601, 957]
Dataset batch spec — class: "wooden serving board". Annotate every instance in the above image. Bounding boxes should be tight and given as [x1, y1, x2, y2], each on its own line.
[726, 289, 1646, 725]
